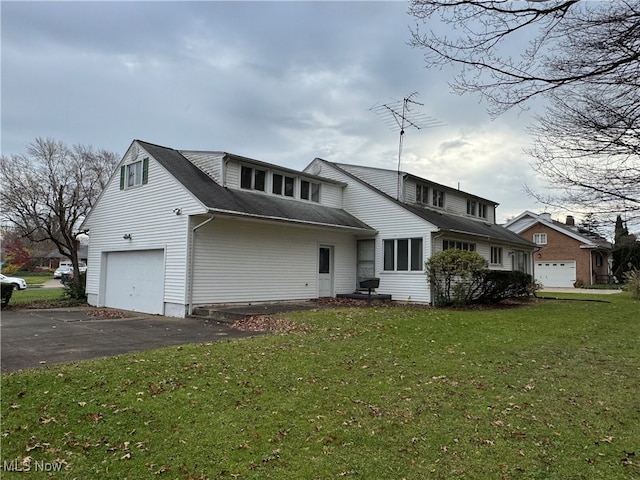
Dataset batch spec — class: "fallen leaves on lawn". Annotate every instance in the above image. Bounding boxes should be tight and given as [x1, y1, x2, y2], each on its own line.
[232, 315, 308, 333]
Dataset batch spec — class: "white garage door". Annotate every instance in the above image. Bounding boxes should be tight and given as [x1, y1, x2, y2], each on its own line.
[104, 250, 165, 314]
[535, 261, 576, 288]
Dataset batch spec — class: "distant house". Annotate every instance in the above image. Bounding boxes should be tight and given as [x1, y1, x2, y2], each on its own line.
[81, 140, 535, 317]
[41, 245, 89, 270]
[504, 211, 613, 287]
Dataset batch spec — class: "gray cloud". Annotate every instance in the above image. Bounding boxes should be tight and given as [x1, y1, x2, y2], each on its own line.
[1, 1, 544, 222]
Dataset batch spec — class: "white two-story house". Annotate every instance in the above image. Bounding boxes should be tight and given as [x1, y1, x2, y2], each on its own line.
[82, 140, 535, 317]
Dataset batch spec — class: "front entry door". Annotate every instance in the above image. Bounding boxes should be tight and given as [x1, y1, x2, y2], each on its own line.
[318, 246, 333, 297]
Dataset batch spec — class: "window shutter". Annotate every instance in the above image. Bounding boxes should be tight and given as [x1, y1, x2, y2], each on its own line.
[119, 166, 125, 190]
[142, 157, 149, 184]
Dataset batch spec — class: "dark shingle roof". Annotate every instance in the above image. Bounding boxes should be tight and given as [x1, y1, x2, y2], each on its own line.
[403, 204, 536, 247]
[138, 141, 374, 232]
[323, 160, 535, 248]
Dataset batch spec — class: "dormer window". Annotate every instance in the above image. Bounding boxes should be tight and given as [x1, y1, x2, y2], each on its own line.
[432, 189, 444, 208]
[467, 199, 489, 218]
[416, 184, 429, 204]
[301, 180, 320, 202]
[240, 165, 265, 191]
[467, 199, 477, 215]
[272, 173, 295, 197]
[478, 203, 488, 218]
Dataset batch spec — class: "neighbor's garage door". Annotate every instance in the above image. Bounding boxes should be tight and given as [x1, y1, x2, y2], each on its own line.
[104, 250, 165, 314]
[535, 261, 576, 288]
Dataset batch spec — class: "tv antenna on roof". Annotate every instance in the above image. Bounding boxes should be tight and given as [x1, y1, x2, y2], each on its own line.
[370, 92, 445, 199]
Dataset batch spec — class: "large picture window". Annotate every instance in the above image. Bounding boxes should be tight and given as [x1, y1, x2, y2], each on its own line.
[383, 238, 423, 271]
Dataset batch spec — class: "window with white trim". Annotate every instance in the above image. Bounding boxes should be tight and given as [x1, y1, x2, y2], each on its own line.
[119, 157, 149, 190]
[533, 233, 547, 245]
[240, 165, 266, 191]
[300, 180, 320, 202]
[416, 184, 429, 204]
[383, 238, 423, 271]
[432, 189, 445, 208]
[442, 239, 476, 251]
[272, 173, 295, 197]
[466, 199, 477, 215]
[490, 246, 503, 265]
[478, 203, 488, 218]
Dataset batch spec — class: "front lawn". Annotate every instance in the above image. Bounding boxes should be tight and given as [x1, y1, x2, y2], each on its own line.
[1, 294, 638, 479]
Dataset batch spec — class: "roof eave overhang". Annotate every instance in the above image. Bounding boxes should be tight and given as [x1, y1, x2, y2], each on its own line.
[579, 244, 611, 250]
[437, 228, 537, 249]
[206, 208, 377, 234]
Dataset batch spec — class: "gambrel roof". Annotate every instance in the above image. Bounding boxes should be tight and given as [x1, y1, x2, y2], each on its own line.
[138, 141, 375, 233]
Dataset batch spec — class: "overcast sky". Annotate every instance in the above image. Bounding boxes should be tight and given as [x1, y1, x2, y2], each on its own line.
[1, 1, 552, 224]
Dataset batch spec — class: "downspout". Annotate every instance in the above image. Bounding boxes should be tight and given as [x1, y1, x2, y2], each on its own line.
[187, 214, 215, 315]
[589, 248, 594, 286]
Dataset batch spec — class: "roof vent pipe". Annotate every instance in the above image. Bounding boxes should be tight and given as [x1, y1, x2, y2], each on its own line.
[566, 215, 575, 226]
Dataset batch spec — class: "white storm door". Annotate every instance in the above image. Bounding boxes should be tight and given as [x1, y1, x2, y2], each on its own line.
[318, 246, 333, 297]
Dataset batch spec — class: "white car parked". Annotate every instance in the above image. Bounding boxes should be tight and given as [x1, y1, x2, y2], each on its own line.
[0, 273, 27, 290]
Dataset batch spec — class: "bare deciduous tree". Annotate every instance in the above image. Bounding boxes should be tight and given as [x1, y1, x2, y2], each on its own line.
[0, 137, 118, 295]
[408, 0, 640, 223]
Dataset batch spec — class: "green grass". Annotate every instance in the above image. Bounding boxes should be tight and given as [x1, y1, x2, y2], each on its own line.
[12, 272, 53, 286]
[2, 294, 638, 479]
[4, 288, 68, 307]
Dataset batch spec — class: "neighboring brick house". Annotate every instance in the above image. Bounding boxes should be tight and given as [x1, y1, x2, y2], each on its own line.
[505, 211, 613, 287]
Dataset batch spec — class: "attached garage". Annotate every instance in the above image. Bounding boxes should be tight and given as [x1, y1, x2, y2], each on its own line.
[535, 261, 576, 288]
[103, 250, 165, 314]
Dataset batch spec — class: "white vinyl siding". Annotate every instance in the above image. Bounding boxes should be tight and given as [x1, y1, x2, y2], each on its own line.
[334, 164, 400, 198]
[318, 183, 343, 208]
[307, 161, 436, 303]
[335, 164, 497, 223]
[84, 142, 206, 317]
[180, 151, 225, 183]
[191, 218, 356, 305]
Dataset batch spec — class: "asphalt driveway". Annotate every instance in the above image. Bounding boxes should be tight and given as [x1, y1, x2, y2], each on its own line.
[0, 308, 257, 372]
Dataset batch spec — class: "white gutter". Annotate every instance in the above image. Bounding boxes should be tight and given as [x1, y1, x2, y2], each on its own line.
[206, 208, 376, 234]
[187, 215, 215, 315]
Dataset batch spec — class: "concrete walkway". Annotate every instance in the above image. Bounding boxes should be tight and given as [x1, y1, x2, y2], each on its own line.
[39, 279, 63, 289]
